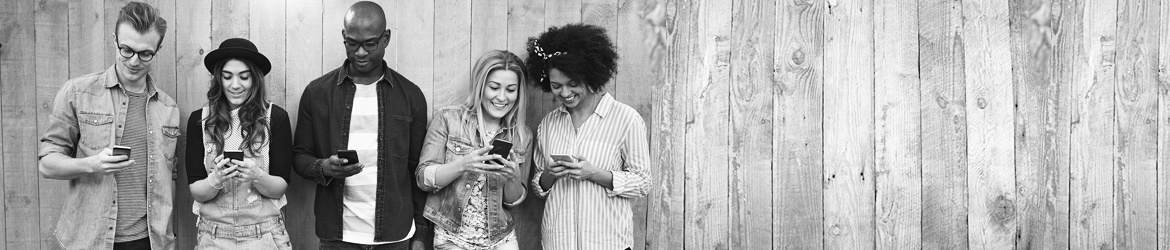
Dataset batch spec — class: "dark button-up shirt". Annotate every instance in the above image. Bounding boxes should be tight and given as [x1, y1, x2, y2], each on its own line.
[292, 60, 430, 243]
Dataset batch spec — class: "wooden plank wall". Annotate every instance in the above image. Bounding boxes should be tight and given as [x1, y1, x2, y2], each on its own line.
[1, 0, 1169, 249]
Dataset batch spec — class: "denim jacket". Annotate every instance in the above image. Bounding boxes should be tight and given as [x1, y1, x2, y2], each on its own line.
[415, 105, 531, 244]
[292, 60, 430, 243]
[38, 65, 180, 250]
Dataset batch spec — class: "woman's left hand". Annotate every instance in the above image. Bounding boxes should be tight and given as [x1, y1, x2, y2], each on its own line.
[229, 158, 261, 183]
[478, 154, 519, 181]
[560, 155, 602, 181]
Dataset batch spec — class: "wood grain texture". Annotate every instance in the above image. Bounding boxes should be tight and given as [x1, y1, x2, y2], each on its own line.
[546, 0, 582, 25]
[34, 0, 70, 248]
[68, 0, 106, 78]
[581, 0, 618, 96]
[1070, 0, 1118, 249]
[873, 0, 921, 249]
[1113, 0, 1159, 248]
[822, 0, 875, 248]
[728, 0, 775, 249]
[470, 0, 507, 69]
[397, 0, 434, 117]
[321, 0, 359, 74]
[772, 0, 825, 249]
[645, 1, 687, 249]
[1009, 0, 1072, 249]
[918, 0, 970, 248]
[615, 0, 654, 249]
[282, 0, 323, 248]
[174, 0, 212, 248]
[249, 0, 286, 107]
[683, 0, 732, 249]
[961, 0, 1017, 249]
[2, 0, 38, 249]
[432, 0, 471, 109]
[1159, 0, 1170, 246]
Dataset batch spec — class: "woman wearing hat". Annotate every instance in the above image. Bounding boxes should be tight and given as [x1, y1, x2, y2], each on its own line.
[185, 38, 293, 249]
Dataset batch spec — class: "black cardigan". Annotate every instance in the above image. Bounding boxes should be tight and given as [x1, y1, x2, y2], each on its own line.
[185, 105, 293, 184]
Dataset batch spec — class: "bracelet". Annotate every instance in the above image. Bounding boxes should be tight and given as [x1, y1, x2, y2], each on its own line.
[208, 179, 224, 189]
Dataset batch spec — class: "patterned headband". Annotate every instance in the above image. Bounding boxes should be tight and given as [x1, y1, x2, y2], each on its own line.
[533, 40, 567, 83]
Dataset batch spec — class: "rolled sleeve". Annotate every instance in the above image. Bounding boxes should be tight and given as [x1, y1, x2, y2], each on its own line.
[39, 83, 79, 159]
[530, 137, 553, 198]
[415, 110, 451, 192]
[605, 116, 652, 198]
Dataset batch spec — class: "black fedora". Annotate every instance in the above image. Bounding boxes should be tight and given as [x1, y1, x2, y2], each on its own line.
[204, 38, 271, 75]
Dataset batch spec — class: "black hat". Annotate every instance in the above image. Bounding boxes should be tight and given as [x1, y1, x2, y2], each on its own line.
[204, 38, 271, 75]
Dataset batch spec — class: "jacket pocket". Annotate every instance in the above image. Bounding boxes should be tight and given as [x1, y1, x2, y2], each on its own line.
[77, 112, 113, 150]
[385, 114, 413, 158]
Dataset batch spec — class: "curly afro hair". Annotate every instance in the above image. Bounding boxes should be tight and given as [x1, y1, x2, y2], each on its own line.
[525, 23, 619, 92]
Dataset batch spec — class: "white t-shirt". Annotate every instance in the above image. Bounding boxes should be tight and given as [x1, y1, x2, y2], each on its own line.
[341, 77, 415, 245]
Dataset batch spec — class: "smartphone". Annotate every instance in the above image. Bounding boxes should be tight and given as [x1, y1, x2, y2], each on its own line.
[111, 146, 131, 161]
[485, 139, 512, 165]
[337, 150, 359, 164]
[224, 150, 244, 162]
[550, 154, 578, 163]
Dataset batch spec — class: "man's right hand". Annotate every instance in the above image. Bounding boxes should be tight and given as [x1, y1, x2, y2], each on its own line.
[89, 148, 134, 175]
[320, 155, 363, 177]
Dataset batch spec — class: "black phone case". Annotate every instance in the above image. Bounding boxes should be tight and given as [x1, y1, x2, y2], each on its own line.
[224, 150, 244, 161]
[337, 150, 359, 164]
[486, 139, 513, 164]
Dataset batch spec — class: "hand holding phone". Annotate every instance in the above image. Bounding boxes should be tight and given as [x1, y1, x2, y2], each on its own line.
[550, 154, 578, 163]
[485, 139, 513, 165]
[111, 146, 132, 161]
[337, 150, 359, 164]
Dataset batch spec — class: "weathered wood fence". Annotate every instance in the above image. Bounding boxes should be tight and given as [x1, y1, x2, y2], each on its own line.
[0, 0, 1168, 249]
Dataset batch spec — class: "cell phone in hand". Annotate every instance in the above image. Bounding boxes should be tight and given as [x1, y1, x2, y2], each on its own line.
[485, 139, 512, 165]
[550, 154, 578, 163]
[337, 150, 359, 165]
[111, 146, 131, 162]
[224, 150, 244, 162]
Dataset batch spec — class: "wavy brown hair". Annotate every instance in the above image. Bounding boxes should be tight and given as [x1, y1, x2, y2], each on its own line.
[203, 58, 270, 156]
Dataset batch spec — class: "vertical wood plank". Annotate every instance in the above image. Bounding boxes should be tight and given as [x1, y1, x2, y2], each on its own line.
[506, 0, 547, 248]
[470, 0, 507, 68]
[1009, 0, 1072, 249]
[1114, 0, 1159, 248]
[70, 0, 106, 78]
[398, 0, 434, 116]
[772, 0, 825, 249]
[614, 0, 652, 249]
[646, 1, 686, 249]
[683, 0, 732, 249]
[249, 0, 286, 107]
[212, 0, 248, 42]
[961, 0, 1017, 249]
[873, 0, 921, 249]
[174, 0, 212, 248]
[918, 0, 969, 248]
[1070, 0, 1118, 249]
[822, 0, 875, 248]
[284, 0, 323, 248]
[1, 0, 38, 249]
[729, 0, 775, 249]
[1159, 0, 1170, 246]
[34, 0, 70, 248]
[432, 0, 470, 109]
[322, 0, 359, 74]
[378, 0, 399, 70]
[546, 0, 582, 25]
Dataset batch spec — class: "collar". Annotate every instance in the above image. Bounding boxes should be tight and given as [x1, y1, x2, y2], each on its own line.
[103, 65, 158, 97]
[335, 59, 394, 88]
[555, 92, 614, 119]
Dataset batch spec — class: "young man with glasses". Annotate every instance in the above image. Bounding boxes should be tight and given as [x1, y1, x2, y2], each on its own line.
[38, 2, 179, 250]
[293, 1, 430, 249]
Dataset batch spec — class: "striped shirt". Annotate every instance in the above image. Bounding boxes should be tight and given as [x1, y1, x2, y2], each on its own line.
[531, 93, 651, 250]
[113, 88, 150, 242]
[342, 78, 414, 244]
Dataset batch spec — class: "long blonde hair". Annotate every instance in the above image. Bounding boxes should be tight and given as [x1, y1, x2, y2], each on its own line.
[465, 50, 530, 144]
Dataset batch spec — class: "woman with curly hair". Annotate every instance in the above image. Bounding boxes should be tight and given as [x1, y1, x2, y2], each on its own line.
[185, 38, 293, 249]
[416, 50, 533, 250]
[525, 23, 651, 250]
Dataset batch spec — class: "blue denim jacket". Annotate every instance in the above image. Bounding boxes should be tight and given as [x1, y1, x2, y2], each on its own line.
[416, 105, 531, 244]
[38, 65, 180, 250]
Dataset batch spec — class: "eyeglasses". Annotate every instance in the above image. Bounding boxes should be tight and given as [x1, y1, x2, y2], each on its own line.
[115, 37, 157, 62]
[343, 31, 389, 52]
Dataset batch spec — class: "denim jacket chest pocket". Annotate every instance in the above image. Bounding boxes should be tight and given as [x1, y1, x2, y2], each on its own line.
[77, 112, 114, 151]
[444, 137, 477, 161]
